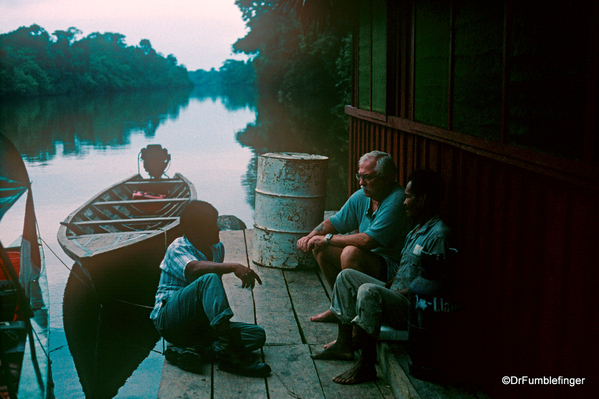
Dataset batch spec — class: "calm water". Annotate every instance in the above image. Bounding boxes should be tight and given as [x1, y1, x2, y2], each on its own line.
[0, 87, 348, 398]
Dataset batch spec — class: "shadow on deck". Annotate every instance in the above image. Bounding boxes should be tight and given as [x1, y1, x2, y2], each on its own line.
[157, 230, 489, 399]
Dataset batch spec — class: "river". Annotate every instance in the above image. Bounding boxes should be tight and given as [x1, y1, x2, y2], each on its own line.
[0, 87, 348, 398]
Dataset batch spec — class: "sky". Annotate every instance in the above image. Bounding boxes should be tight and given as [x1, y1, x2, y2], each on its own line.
[0, 0, 250, 71]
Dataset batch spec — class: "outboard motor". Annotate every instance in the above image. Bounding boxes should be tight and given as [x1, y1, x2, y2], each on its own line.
[140, 144, 170, 179]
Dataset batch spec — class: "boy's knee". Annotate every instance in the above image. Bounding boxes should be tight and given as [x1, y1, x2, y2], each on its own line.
[242, 325, 266, 350]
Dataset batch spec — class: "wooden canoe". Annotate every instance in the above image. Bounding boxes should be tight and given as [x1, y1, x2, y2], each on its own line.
[57, 173, 197, 305]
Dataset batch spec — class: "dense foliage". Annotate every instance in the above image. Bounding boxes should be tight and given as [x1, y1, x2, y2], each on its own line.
[0, 25, 191, 98]
[233, 0, 352, 111]
[228, 1, 353, 205]
[189, 59, 255, 91]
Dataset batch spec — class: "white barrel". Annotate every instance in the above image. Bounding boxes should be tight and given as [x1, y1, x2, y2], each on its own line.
[253, 152, 328, 269]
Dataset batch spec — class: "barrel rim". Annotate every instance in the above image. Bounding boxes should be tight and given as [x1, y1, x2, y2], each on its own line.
[253, 223, 315, 235]
[254, 188, 327, 199]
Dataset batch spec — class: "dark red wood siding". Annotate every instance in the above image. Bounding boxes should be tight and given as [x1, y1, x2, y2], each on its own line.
[347, 111, 599, 395]
[349, 1, 599, 394]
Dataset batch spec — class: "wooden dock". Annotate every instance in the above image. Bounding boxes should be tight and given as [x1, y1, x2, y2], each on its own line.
[157, 229, 489, 399]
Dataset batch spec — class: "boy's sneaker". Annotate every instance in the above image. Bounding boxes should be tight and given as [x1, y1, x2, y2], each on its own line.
[215, 328, 270, 378]
[165, 344, 213, 374]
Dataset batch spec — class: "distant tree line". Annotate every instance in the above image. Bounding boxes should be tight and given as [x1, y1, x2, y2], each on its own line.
[0, 24, 192, 98]
[189, 59, 255, 92]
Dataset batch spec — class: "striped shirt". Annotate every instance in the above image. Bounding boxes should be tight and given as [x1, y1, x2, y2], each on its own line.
[150, 235, 225, 320]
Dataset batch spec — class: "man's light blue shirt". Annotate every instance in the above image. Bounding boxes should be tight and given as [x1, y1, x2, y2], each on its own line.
[329, 185, 411, 265]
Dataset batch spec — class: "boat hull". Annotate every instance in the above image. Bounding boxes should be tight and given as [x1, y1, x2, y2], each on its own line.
[57, 173, 196, 306]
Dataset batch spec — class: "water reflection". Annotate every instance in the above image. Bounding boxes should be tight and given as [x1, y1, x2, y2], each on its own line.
[236, 93, 349, 211]
[63, 263, 160, 399]
[0, 87, 349, 397]
[190, 85, 256, 112]
[1, 87, 348, 211]
[0, 88, 193, 163]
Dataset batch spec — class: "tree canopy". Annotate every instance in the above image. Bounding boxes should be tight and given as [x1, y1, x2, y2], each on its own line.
[0, 24, 191, 98]
[232, 0, 352, 111]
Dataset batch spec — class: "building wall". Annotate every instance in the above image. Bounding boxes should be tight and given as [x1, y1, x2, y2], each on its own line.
[348, 113, 599, 395]
[350, 0, 598, 393]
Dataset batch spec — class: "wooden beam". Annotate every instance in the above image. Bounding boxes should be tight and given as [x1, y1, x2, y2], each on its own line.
[124, 180, 182, 185]
[94, 198, 188, 206]
[65, 217, 177, 226]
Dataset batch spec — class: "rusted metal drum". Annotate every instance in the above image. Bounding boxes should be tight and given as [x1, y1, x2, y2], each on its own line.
[253, 152, 328, 269]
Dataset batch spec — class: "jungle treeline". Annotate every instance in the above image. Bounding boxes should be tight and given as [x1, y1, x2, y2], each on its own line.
[192, 1, 352, 115]
[1, 0, 352, 112]
[235, 1, 351, 105]
[0, 25, 191, 98]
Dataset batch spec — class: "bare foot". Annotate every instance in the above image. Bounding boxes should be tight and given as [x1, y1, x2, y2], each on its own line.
[332, 360, 377, 385]
[311, 342, 354, 360]
[324, 339, 336, 349]
[324, 327, 360, 349]
[310, 309, 339, 323]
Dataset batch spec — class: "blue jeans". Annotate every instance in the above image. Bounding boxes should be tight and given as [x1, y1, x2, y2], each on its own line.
[154, 273, 265, 351]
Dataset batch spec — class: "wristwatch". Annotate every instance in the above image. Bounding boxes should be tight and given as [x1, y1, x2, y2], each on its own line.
[325, 233, 333, 245]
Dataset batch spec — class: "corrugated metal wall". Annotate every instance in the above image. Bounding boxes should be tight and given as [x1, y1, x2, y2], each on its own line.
[349, 116, 598, 395]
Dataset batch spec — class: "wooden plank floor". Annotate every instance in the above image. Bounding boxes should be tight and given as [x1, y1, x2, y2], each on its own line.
[157, 229, 396, 399]
[157, 229, 490, 399]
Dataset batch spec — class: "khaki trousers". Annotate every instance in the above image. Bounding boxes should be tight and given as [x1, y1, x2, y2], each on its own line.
[330, 269, 409, 336]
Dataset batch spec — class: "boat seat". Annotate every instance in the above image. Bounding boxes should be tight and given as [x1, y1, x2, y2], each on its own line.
[124, 180, 182, 185]
[62, 217, 178, 227]
[94, 198, 189, 206]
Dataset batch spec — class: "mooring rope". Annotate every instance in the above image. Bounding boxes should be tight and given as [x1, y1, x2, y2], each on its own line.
[39, 235, 153, 310]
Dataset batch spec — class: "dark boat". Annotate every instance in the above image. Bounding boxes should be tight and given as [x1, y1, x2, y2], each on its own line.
[0, 131, 53, 398]
[56, 145, 197, 306]
[62, 262, 160, 399]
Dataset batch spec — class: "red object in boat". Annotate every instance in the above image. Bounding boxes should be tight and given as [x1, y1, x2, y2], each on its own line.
[132, 190, 166, 213]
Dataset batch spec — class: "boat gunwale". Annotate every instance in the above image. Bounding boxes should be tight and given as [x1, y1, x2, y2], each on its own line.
[57, 172, 196, 261]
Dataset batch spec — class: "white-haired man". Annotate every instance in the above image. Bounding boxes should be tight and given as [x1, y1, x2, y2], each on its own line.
[297, 151, 411, 322]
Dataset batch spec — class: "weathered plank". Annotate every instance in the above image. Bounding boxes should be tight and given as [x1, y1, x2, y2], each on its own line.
[212, 356, 269, 398]
[263, 344, 325, 398]
[252, 265, 302, 345]
[221, 230, 251, 266]
[157, 362, 212, 399]
[222, 230, 256, 325]
[282, 269, 337, 346]
[222, 273, 256, 325]
[375, 371, 397, 399]
[309, 344, 389, 398]
[378, 342, 421, 399]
